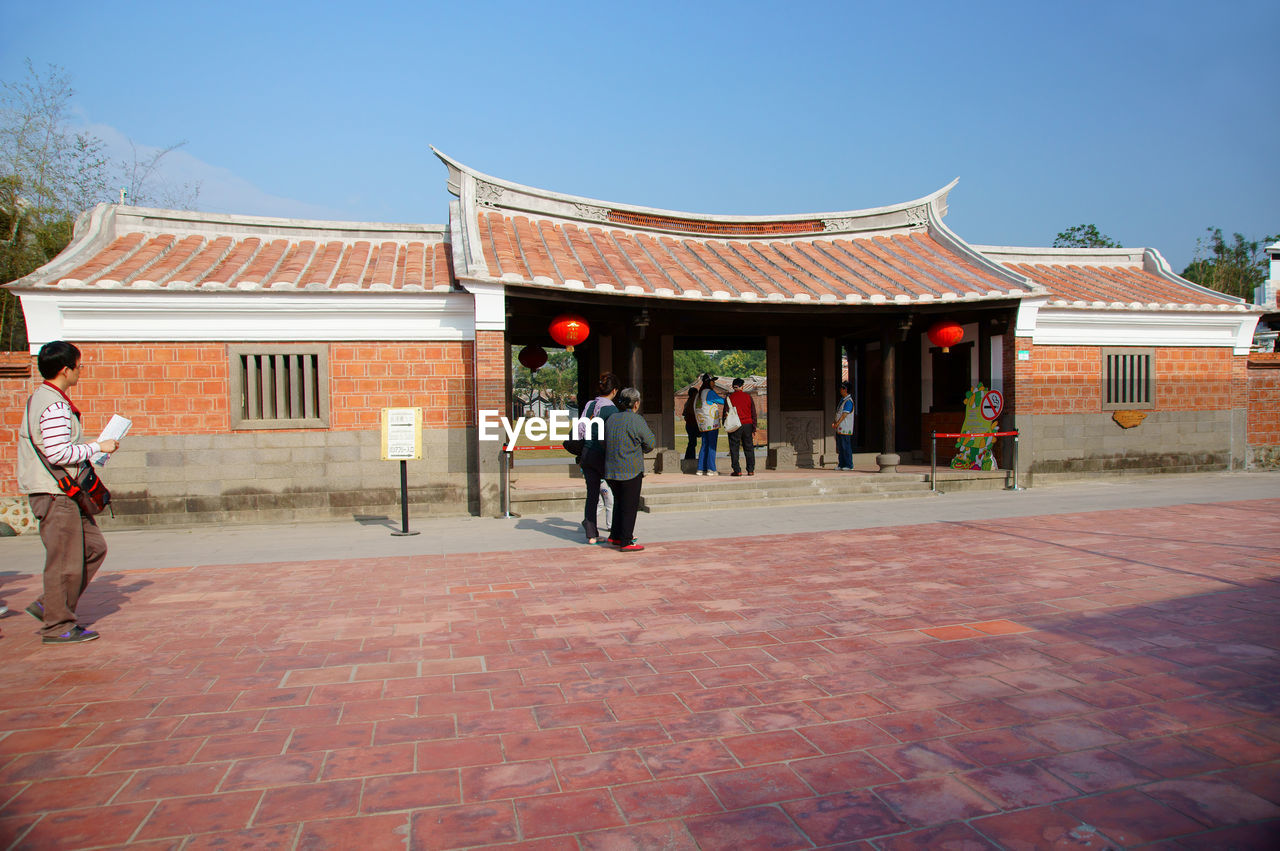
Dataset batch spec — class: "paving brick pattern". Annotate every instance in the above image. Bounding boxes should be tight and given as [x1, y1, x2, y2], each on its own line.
[1, 500, 1278, 849]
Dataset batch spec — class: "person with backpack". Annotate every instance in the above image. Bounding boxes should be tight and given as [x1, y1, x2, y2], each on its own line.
[577, 372, 619, 544]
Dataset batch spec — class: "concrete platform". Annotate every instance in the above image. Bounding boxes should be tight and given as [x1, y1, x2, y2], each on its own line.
[0, 472, 1278, 848]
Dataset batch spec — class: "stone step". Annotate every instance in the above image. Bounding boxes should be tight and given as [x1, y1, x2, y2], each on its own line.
[641, 486, 939, 513]
[638, 480, 930, 506]
[506, 472, 957, 517]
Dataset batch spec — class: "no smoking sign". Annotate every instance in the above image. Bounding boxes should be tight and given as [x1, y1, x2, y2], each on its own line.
[982, 390, 1003, 421]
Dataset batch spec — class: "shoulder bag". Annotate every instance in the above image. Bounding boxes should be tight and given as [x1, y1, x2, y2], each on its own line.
[724, 400, 742, 433]
[25, 398, 112, 516]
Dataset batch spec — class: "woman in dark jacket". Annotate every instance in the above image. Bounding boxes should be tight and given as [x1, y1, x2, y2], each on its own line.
[681, 387, 698, 460]
[579, 372, 620, 544]
[604, 387, 655, 552]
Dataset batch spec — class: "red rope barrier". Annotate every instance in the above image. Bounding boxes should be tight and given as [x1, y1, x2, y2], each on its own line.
[933, 431, 1019, 439]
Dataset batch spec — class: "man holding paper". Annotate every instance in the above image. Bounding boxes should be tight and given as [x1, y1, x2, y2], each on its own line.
[16, 341, 121, 645]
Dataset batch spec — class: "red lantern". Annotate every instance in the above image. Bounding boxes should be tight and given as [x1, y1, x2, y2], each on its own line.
[517, 345, 547, 371]
[927, 320, 964, 353]
[548, 314, 590, 352]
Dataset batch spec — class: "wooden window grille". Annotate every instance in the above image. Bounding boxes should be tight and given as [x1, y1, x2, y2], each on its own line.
[229, 345, 329, 428]
[1102, 348, 1154, 410]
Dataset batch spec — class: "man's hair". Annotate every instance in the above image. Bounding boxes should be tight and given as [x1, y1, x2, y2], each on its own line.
[37, 341, 81, 379]
[617, 387, 641, 411]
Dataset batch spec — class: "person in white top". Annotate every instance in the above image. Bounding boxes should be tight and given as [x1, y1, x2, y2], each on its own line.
[16, 341, 121, 644]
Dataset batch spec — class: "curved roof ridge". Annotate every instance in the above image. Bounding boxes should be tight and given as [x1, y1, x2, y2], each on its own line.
[972, 245, 1150, 267]
[105, 204, 446, 241]
[433, 147, 958, 234]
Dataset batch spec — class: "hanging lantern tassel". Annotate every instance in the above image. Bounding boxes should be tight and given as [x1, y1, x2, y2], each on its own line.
[548, 314, 590, 353]
[517, 345, 548, 371]
[927, 320, 964, 353]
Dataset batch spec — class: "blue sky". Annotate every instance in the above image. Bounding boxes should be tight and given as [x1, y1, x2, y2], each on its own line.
[3, 0, 1276, 271]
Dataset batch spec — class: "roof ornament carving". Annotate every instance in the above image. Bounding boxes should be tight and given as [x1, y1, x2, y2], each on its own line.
[822, 218, 855, 232]
[905, 205, 929, 227]
[572, 203, 609, 222]
[475, 180, 505, 207]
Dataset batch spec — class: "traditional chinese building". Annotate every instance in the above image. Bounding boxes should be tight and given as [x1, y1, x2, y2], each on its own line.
[0, 152, 1267, 528]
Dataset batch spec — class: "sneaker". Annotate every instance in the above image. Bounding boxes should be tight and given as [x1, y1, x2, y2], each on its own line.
[25, 601, 43, 621]
[748, 471, 755, 476]
[707, 471, 719, 477]
[619, 543, 644, 552]
[42, 625, 99, 645]
[696, 470, 706, 476]
[730, 471, 742, 477]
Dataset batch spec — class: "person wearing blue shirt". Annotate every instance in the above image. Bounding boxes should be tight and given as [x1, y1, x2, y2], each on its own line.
[693, 373, 725, 476]
[832, 380, 855, 470]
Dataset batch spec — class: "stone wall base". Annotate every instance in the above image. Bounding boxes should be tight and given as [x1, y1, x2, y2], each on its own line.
[0, 496, 36, 536]
[42, 427, 479, 529]
[1247, 445, 1280, 470]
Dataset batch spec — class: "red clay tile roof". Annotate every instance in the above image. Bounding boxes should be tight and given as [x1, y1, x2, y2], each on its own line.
[473, 211, 1026, 303]
[437, 149, 1036, 305]
[9, 206, 453, 293]
[974, 247, 1245, 309]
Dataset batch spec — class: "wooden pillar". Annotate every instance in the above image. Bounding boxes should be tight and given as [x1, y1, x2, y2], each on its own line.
[877, 322, 900, 472]
[627, 309, 648, 393]
[598, 333, 613, 376]
[660, 333, 675, 449]
[979, 318, 992, 389]
[766, 335, 781, 447]
[822, 336, 837, 467]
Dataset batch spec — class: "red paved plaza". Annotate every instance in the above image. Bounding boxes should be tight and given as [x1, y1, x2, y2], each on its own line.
[2, 499, 1279, 849]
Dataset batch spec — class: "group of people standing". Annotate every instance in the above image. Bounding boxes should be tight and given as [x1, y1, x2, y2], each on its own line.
[577, 372, 654, 552]
[681, 373, 758, 476]
[580, 372, 857, 550]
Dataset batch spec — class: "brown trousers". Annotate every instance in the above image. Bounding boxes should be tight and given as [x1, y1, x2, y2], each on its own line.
[29, 494, 107, 636]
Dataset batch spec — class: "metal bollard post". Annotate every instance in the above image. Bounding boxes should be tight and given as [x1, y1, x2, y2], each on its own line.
[1010, 433, 1023, 491]
[501, 448, 520, 519]
[930, 430, 937, 494]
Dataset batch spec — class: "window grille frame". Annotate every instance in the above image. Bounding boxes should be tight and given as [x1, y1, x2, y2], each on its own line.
[1101, 347, 1154, 411]
[228, 344, 330, 429]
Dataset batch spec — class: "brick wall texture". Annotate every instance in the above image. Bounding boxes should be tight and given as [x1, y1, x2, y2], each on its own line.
[1247, 353, 1280, 445]
[1011, 343, 1247, 415]
[0, 341, 477, 498]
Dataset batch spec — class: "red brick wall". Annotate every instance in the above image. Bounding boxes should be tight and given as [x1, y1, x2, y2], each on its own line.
[0, 352, 35, 488]
[1015, 344, 1247, 415]
[474, 331, 507, 413]
[0, 341, 478, 494]
[1248, 353, 1280, 445]
[329, 342, 475, 429]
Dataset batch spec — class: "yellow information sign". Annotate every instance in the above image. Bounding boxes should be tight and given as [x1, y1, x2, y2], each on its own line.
[381, 407, 423, 461]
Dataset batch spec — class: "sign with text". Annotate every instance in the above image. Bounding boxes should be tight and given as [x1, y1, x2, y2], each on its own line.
[381, 407, 422, 460]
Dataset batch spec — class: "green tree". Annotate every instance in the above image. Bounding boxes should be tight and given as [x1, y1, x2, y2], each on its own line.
[1180, 227, 1278, 301]
[716, 349, 765, 379]
[511, 347, 578, 411]
[673, 350, 717, 389]
[1053, 224, 1121, 248]
[1, 60, 201, 349]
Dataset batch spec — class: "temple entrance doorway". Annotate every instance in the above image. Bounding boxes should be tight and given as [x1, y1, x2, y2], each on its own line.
[670, 346, 767, 466]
